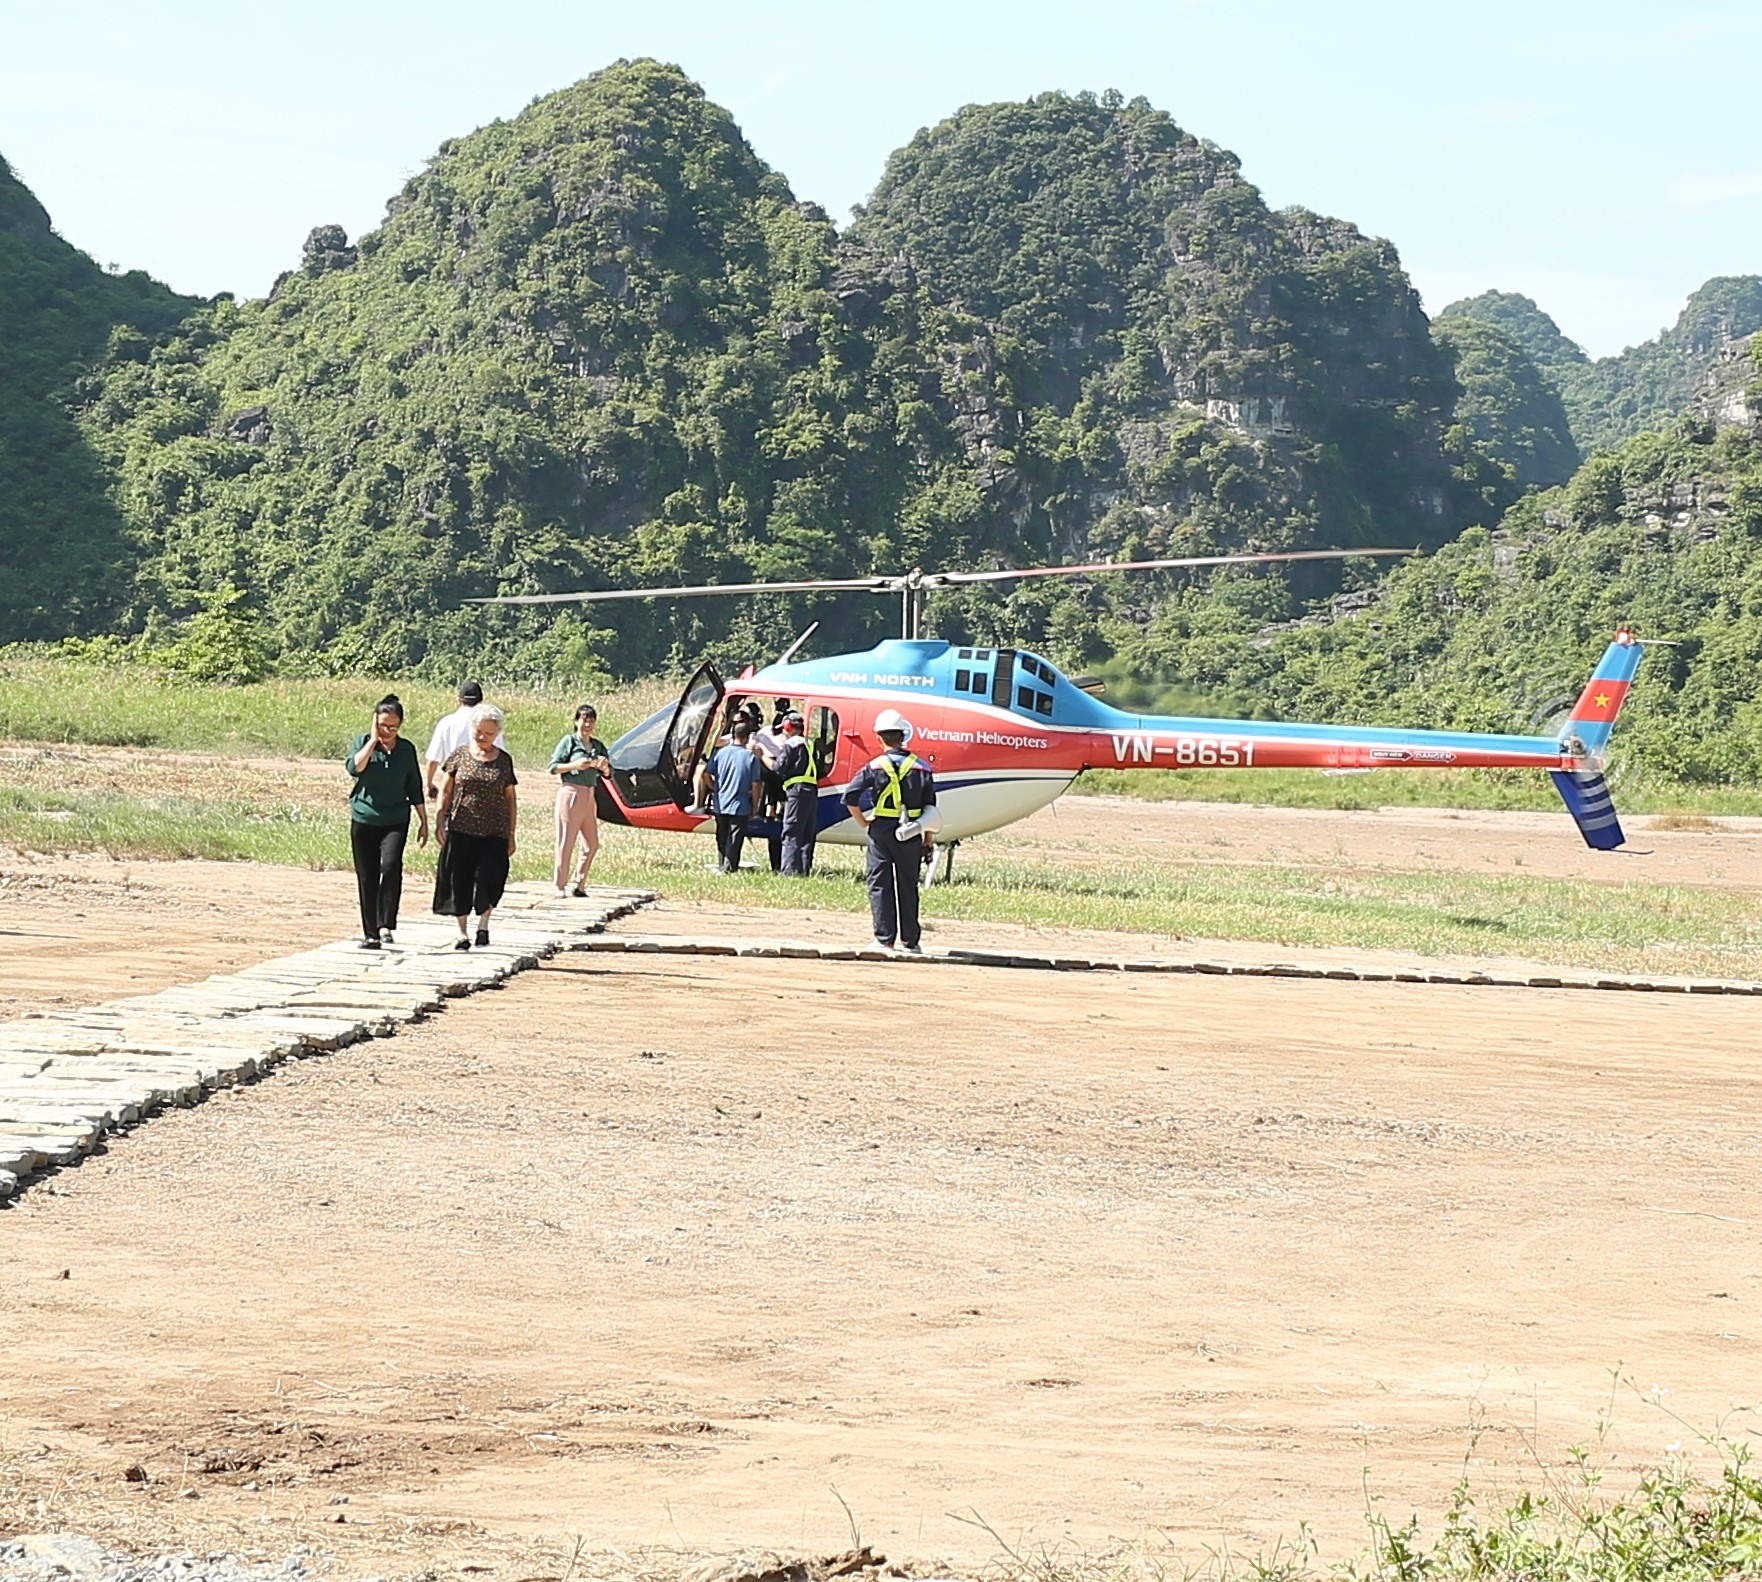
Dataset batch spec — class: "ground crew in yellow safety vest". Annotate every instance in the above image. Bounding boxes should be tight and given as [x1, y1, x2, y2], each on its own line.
[776, 712, 818, 877]
[841, 708, 937, 953]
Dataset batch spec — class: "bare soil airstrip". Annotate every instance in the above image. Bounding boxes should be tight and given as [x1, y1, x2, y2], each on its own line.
[1, 782, 1759, 1579]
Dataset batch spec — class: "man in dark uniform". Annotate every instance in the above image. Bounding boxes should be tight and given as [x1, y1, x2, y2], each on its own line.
[776, 711, 819, 877]
[842, 708, 936, 953]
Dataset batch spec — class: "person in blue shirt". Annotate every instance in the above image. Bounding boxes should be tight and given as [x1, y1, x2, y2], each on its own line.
[704, 720, 763, 873]
[344, 694, 429, 948]
[842, 708, 936, 952]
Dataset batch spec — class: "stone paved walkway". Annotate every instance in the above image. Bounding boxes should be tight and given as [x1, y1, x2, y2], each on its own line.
[0, 884, 654, 1201]
[583, 926, 1762, 994]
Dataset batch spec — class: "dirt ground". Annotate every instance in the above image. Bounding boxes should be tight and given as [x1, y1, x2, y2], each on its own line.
[1, 796, 1760, 1578]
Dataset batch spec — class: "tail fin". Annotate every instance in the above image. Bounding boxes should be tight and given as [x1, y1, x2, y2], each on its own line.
[1559, 629, 1643, 760]
[1550, 630, 1645, 850]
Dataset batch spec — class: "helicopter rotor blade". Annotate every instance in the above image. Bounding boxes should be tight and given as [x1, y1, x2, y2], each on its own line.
[932, 547, 1415, 587]
[466, 576, 891, 606]
[464, 548, 1415, 612]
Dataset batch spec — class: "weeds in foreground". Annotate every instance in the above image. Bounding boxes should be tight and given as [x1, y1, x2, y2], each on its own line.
[1340, 1436, 1762, 1581]
[956, 1441, 1762, 1582]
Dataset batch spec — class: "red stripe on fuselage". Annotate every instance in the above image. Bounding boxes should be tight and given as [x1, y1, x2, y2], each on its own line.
[835, 697, 1577, 775]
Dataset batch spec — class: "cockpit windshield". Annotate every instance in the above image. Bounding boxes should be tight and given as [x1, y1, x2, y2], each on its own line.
[610, 700, 672, 770]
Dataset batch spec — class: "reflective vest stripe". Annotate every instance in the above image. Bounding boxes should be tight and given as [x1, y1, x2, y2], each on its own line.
[871, 753, 921, 818]
[782, 736, 818, 789]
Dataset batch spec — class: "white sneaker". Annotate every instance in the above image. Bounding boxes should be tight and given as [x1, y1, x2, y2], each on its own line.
[872, 938, 894, 952]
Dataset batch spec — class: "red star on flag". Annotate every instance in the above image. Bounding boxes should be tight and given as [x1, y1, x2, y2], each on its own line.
[1594, 692, 1612, 708]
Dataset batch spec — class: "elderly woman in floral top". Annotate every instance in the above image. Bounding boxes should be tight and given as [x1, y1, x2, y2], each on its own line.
[432, 704, 518, 950]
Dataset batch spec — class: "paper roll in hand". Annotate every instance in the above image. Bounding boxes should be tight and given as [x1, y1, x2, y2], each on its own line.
[895, 805, 943, 840]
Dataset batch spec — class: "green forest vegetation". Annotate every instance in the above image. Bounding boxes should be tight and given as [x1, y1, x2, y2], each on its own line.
[1104, 382, 1762, 785]
[1440, 277, 1762, 455]
[3, 60, 1761, 787]
[62, 68, 1512, 682]
[0, 154, 194, 640]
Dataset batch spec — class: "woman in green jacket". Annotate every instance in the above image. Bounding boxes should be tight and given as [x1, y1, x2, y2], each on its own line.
[345, 695, 429, 948]
[549, 702, 610, 894]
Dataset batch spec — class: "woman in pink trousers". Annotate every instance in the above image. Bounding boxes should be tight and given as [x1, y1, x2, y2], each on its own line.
[548, 703, 610, 896]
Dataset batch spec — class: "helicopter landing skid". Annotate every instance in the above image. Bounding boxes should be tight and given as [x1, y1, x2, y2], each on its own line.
[924, 839, 959, 886]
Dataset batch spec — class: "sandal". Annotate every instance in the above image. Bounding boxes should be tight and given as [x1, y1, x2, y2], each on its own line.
[475, 927, 490, 947]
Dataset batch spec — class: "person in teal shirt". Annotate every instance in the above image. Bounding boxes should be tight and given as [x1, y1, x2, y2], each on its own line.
[345, 694, 429, 948]
[547, 702, 611, 894]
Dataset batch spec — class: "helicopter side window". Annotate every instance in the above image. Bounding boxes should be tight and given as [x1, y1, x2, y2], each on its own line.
[1012, 653, 1056, 718]
[955, 668, 971, 692]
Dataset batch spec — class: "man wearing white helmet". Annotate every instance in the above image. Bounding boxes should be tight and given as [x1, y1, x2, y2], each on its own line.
[842, 707, 938, 954]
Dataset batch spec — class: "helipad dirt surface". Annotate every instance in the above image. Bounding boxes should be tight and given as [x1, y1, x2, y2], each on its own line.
[1, 798, 1759, 1578]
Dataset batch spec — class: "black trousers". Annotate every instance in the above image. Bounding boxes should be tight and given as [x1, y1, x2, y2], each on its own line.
[780, 786, 818, 876]
[433, 829, 509, 917]
[865, 827, 923, 946]
[714, 813, 750, 872]
[350, 818, 409, 938]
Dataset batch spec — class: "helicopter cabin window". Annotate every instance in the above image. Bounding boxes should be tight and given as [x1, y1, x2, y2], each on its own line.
[1013, 653, 1056, 717]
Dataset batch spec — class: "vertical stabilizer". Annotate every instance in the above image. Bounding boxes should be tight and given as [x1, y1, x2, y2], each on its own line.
[1550, 631, 1646, 850]
[1562, 630, 1643, 759]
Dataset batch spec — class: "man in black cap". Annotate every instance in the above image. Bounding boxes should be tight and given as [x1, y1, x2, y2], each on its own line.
[424, 679, 503, 800]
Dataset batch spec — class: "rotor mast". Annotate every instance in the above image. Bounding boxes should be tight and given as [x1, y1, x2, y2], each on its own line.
[900, 569, 929, 640]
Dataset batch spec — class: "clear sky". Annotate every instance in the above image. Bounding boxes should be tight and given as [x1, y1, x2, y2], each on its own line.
[5, 0, 1758, 357]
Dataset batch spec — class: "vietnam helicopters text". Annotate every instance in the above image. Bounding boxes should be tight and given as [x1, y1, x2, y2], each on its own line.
[472, 551, 1649, 873]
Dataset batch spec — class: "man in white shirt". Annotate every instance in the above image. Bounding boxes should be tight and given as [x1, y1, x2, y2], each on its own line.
[424, 680, 505, 800]
[747, 702, 791, 870]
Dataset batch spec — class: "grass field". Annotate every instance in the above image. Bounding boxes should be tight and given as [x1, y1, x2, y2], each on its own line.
[3, 651, 1760, 978]
[0, 772, 1756, 979]
[0, 650, 676, 764]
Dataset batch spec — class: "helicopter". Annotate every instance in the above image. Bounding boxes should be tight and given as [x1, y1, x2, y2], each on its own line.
[473, 550, 1648, 878]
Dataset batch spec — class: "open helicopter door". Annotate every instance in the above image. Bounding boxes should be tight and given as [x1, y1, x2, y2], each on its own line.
[601, 660, 724, 814]
[655, 660, 725, 810]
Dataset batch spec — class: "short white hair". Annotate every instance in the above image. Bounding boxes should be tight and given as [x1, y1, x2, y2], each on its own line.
[469, 703, 504, 728]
